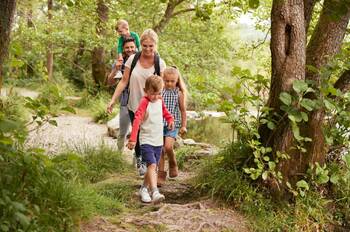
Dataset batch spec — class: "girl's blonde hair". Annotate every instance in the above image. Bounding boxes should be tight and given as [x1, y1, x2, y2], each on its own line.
[145, 75, 163, 93]
[140, 29, 158, 46]
[116, 19, 129, 30]
[163, 67, 188, 105]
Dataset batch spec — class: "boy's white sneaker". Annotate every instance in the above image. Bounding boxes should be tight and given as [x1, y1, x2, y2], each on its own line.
[139, 187, 151, 203]
[152, 190, 165, 203]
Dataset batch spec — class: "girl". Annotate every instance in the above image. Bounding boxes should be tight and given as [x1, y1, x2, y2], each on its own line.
[127, 75, 174, 203]
[157, 67, 187, 186]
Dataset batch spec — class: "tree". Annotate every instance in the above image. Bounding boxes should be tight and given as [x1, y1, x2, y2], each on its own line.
[47, 0, 54, 80]
[259, 0, 350, 195]
[0, 0, 17, 92]
[153, 0, 195, 34]
[91, 0, 108, 86]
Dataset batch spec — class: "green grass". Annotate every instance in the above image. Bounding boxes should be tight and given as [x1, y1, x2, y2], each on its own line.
[175, 146, 200, 170]
[75, 90, 117, 123]
[52, 144, 125, 183]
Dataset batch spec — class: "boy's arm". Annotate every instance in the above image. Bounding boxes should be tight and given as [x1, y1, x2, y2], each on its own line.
[129, 98, 149, 142]
[117, 37, 124, 56]
[132, 32, 141, 51]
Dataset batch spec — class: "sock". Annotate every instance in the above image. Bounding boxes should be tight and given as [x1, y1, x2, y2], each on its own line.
[151, 187, 159, 193]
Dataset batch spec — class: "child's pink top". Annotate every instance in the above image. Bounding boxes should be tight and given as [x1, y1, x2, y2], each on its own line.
[130, 96, 173, 146]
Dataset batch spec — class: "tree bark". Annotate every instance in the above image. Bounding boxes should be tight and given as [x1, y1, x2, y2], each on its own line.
[259, 0, 305, 193]
[0, 0, 16, 93]
[92, 0, 108, 86]
[46, 0, 53, 81]
[303, 0, 350, 166]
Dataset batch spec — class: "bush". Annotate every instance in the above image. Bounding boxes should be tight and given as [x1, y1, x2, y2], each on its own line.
[194, 141, 342, 231]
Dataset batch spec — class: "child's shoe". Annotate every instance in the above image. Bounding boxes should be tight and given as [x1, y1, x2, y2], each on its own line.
[157, 171, 167, 187]
[152, 190, 165, 203]
[139, 186, 151, 203]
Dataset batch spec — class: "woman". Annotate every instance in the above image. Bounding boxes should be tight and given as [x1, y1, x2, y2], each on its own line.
[107, 29, 166, 176]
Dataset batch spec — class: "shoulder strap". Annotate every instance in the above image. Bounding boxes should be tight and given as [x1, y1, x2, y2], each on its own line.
[154, 52, 160, 76]
[129, 52, 141, 77]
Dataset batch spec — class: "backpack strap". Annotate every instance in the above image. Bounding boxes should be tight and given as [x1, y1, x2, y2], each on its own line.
[129, 51, 142, 77]
[154, 52, 160, 76]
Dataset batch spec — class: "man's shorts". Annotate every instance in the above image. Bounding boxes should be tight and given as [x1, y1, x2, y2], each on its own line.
[163, 126, 179, 138]
[141, 144, 162, 165]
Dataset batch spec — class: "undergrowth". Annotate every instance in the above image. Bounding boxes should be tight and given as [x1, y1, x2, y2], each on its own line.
[194, 142, 350, 231]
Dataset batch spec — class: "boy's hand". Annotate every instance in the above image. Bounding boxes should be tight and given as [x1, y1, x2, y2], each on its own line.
[168, 121, 175, 131]
[180, 127, 187, 135]
[107, 101, 115, 114]
[127, 141, 136, 150]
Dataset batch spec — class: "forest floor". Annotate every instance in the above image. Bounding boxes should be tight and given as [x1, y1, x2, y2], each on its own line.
[27, 113, 250, 231]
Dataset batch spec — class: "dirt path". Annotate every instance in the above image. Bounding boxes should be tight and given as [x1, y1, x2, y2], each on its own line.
[81, 169, 249, 232]
[25, 113, 249, 231]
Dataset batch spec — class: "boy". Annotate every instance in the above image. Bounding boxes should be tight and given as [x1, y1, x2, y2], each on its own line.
[127, 75, 174, 203]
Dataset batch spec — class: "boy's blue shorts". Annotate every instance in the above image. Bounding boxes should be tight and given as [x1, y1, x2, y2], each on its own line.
[163, 126, 178, 138]
[141, 144, 162, 165]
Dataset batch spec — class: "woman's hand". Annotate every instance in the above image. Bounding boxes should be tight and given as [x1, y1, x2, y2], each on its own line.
[107, 100, 115, 114]
[127, 141, 136, 150]
[180, 126, 187, 135]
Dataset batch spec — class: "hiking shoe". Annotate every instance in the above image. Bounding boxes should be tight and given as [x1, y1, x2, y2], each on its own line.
[139, 186, 151, 203]
[169, 164, 179, 178]
[157, 170, 167, 187]
[138, 163, 147, 177]
[152, 190, 165, 203]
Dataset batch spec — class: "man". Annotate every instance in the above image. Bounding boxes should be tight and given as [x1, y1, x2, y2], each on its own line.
[107, 37, 136, 153]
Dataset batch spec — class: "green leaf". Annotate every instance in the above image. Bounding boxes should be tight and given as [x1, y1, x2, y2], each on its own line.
[301, 112, 308, 122]
[279, 92, 292, 106]
[292, 123, 303, 141]
[330, 174, 340, 184]
[300, 99, 315, 111]
[268, 161, 276, 170]
[267, 121, 275, 130]
[262, 171, 268, 180]
[293, 80, 308, 93]
[324, 99, 336, 111]
[296, 180, 309, 190]
[306, 65, 319, 74]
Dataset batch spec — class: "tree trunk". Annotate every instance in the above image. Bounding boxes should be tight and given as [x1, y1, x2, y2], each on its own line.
[153, 0, 195, 34]
[260, 0, 350, 195]
[92, 0, 108, 86]
[259, 0, 305, 193]
[46, 0, 53, 81]
[27, 7, 34, 77]
[0, 0, 16, 93]
[304, 0, 350, 166]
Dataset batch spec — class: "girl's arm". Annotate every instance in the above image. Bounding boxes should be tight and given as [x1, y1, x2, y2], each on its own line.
[179, 91, 187, 134]
[107, 67, 130, 113]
